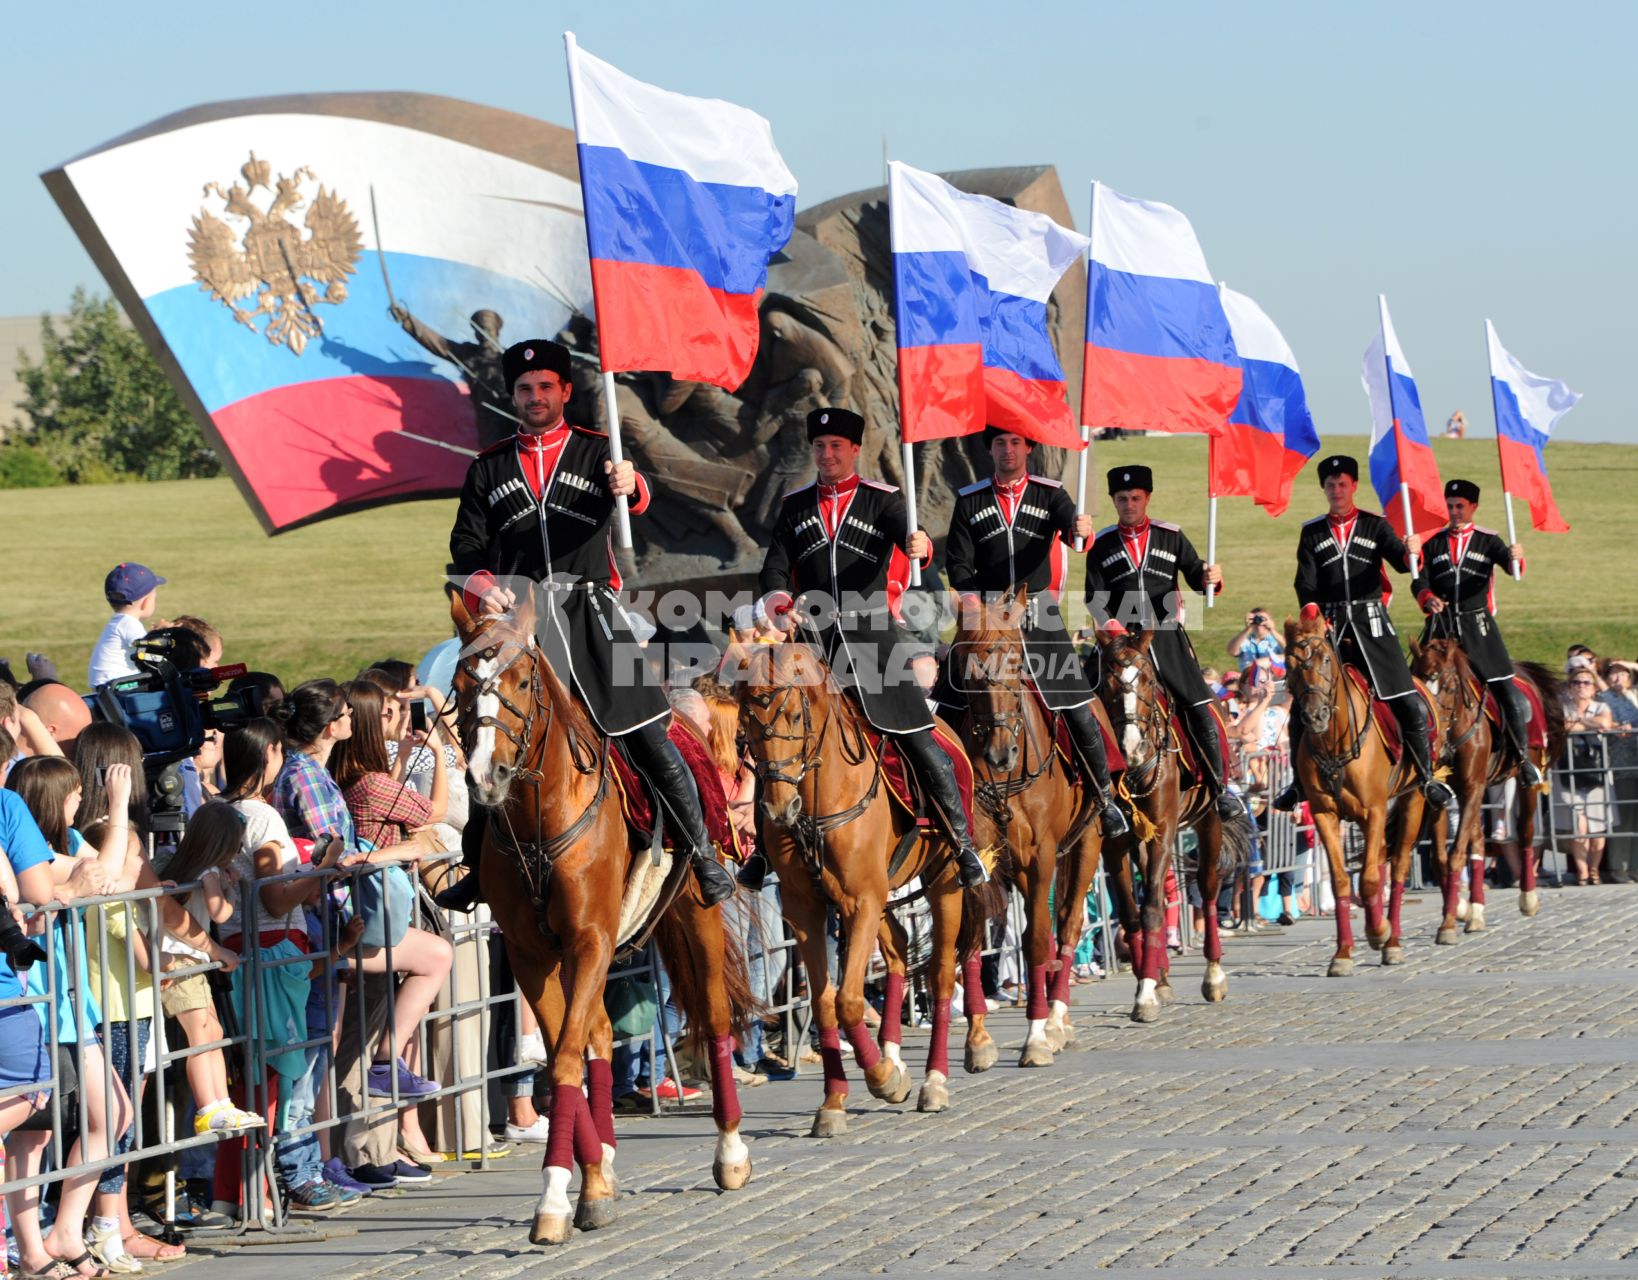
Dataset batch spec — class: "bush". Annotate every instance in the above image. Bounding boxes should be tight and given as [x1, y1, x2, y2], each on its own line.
[0, 443, 63, 489]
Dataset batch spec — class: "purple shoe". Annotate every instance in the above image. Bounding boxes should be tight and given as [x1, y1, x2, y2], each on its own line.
[366, 1057, 438, 1098]
[323, 1157, 373, 1196]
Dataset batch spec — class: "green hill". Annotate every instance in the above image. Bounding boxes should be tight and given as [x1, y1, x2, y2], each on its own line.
[2, 433, 1629, 690]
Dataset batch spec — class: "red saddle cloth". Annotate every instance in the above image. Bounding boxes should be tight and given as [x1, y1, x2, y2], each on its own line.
[867, 721, 976, 833]
[1028, 689, 1127, 774]
[1342, 667, 1439, 765]
[1480, 676, 1548, 750]
[1162, 696, 1233, 787]
[609, 719, 737, 857]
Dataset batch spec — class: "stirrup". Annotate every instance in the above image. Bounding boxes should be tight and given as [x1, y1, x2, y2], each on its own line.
[955, 844, 989, 888]
[1421, 776, 1455, 811]
[1214, 791, 1244, 821]
[1099, 798, 1131, 838]
[1517, 757, 1544, 788]
[1272, 783, 1301, 812]
[735, 853, 768, 891]
[434, 873, 482, 914]
[691, 851, 736, 906]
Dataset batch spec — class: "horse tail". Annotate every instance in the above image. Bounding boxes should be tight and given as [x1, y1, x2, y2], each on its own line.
[1515, 661, 1567, 762]
[1218, 807, 1254, 878]
[957, 880, 1005, 963]
[654, 897, 759, 1059]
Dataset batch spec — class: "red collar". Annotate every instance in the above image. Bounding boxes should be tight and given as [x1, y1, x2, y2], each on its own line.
[516, 424, 568, 450]
[1448, 523, 1474, 535]
[1327, 507, 1358, 526]
[995, 474, 1029, 496]
[1119, 518, 1151, 538]
[818, 474, 860, 499]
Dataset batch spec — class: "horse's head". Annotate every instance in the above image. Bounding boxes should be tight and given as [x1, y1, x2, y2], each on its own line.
[1097, 626, 1163, 763]
[451, 588, 543, 808]
[954, 588, 1031, 772]
[1283, 610, 1339, 734]
[733, 639, 830, 829]
[1409, 635, 1463, 696]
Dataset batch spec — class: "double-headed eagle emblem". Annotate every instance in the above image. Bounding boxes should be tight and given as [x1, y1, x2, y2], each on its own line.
[187, 151, 361, 355]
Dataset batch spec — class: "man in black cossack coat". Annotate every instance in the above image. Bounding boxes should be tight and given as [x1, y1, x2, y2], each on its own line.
[1273, 454, 1455, 812]
[943, 426, 1129, 837]
[438, 338, 735, 912]
[756, 407, 990, 888]
[1413, 478, 1541, 785]
[1083, 464, 1241, 820]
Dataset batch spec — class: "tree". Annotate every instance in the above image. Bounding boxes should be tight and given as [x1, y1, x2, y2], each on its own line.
[7, 289, 220, 483]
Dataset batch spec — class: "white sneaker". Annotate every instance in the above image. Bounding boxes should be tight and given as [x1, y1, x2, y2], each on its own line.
[517, 1031, 547, 1066]
[504, 1116, 551, 1144]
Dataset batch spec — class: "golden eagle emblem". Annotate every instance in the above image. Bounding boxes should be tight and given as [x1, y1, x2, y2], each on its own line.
[187, 151, 361, 355]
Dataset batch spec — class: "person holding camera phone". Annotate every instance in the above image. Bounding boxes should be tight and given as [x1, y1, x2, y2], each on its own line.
[1228, 606, 1285, 684]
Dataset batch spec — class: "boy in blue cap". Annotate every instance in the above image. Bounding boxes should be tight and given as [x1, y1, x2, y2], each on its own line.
[89, 563, 166, 688]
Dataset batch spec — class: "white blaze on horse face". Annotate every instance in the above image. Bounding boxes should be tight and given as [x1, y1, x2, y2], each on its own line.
[1120, 665, 1141, 757]
[468, 655, 500, 789]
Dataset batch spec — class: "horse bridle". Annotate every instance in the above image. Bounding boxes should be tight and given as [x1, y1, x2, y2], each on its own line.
[963, 634, 1054, 810]
[1102, 644, 1172, 795]
[1287, 631, 1368, 794]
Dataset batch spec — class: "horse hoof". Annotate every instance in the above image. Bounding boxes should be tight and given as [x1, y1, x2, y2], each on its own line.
[1520, 890, 1539, 917]
[810, 1107, 848, 1138]
[917, 1076, 949, 1113]
[1057, 1021, 1081, 1049]
[869, 1064, 911, 1105]
[1042, 1024, 1066, 1054]
[1327, 957, 1355, 978]
[713, 1157, 752, 1191]
[1465, 913, 1487, 935]
[1455, 898, 1469, 921]
[530, 1213, 574, 1246]
[1201, 980, 1227, 1003]
[964, 1040, 998, 1075]
[573, 1197, 617, 1232]
[1155, 983, 1176, 1006]
[1019, 1041, 1055, 1069]
[1131, 1001, 1160, 1023]
[1435, 926, 1459, 946]
[1382, 945, 1405, 966]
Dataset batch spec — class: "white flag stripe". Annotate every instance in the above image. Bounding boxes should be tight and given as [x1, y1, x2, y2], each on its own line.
[1486, 319, 1583, 440]
[1218, 285, 1299, 370]
[1088, 181, 1213, 283]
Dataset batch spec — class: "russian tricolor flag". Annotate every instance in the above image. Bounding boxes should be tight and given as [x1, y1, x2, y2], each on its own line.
[1215, 286, 1319, 517]
[888, 162, 1088, 447]
[1361, 296, 1445, 538]
[566, 36, 797, 390]
[1081, 182, 1240, 435]
[1486, 319, 1579, 533]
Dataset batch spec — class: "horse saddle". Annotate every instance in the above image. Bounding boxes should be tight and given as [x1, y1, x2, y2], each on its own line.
[1342, 667, 1439, 765]
[1164, 696, 1233, 788]
[609, 719, 739, 859]
[1479, 675, 1548, 750]
[865, 720, 977, 834]
[1029, 688, 1127, 774]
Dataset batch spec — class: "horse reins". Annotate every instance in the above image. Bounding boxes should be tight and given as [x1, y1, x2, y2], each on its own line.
[1288, 632, 1369, 799]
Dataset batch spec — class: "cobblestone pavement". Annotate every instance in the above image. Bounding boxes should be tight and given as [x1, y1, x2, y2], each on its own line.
[197, 885, 1638, 1279]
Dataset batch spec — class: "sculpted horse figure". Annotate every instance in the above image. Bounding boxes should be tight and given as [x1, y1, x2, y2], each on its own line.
[1283, 610, 1442, 973]
[954, 590, 1109, 1064]
[1095, 628, 1248, 1021]
[1411, 637, 1565, 937]
[733, 639, 991, 1131]
[451, 591, 754, 1245]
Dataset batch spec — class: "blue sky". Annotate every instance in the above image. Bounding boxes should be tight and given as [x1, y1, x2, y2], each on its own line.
[3, 1, 1632, 441]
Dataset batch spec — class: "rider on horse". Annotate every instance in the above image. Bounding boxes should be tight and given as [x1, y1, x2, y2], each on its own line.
[1413, 478, 1542, 787]
[1273, 454, 1455, 813]
[943, 426, 1130, 838]
[437, 339, 736, 911]
[1083, 464, 1242, 822]
[756, 407, 990, 889]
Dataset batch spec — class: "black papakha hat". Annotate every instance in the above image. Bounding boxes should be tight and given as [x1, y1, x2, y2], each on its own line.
[807, 407, 865, 445]
[1445, 478, 1481, 503]
[502, 340, 572, 392]
[982, 424, 1033, 449]
[1107, 465, 1153, 495]
[1317, 454, 1359, 483]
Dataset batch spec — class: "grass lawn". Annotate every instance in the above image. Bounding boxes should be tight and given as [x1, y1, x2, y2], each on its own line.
[2, 433, 1631, 690]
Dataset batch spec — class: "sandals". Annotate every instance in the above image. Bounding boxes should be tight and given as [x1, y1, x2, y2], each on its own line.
[19, 1262, 78, 1280]
[121, 1234, 186, 1263]
[50, 1254, 107, 1280]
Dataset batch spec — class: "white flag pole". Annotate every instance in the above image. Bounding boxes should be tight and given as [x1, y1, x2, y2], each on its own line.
[1379, 294, 1419, 577]
[901, 441, 922, 587]
[1206, 438, 1219, 609]
[1484, 320, 1524, 581]
[564, 31, 633, 550]
[1073, 424, 1092, 551]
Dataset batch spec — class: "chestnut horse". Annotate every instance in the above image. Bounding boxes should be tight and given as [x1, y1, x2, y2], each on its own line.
[954, 592, 1106, 1065]
[733, 640, 990, 1131]
[1410, 638, 1565, 938]
[1094, 630, 1248, 1021]
[1283, 612, 1440, 974]
[451, 592, 754, 1246]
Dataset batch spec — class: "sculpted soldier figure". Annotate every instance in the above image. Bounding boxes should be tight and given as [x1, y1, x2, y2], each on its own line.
[1413, 478, 1542, 786]
[1273, 454, 1455, 812]
[437, 339, 736, 912]
[943, 426, 1129, 837]
[1083, 465, 1241, 820]
[757, 407, 990, 888]
[389, 305, 516, 450]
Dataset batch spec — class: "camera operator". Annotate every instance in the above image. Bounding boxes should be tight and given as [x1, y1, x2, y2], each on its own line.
[1228, 606, 1286, 682]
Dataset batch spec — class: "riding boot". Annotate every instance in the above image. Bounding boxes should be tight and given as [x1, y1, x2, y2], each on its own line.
[736, 851, 769, 891]
[1391, 693, 1455, 811]
[895, 728, 989, 887]
[434, 810, 487, 913]
[1182, 700, 1244, 821]
[1061, 703, 1131, 837]
[1497, 679, 1544, 787]
[1272, 717, 1305, 812]
[620, 720, 737, 907]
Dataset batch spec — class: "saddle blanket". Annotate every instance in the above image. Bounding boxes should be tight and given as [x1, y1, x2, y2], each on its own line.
[1479, 675, 1548, 750]
[867, 720, 976, 833]
[1343, 668, 1439, 765]
[609, 719, 739, 859]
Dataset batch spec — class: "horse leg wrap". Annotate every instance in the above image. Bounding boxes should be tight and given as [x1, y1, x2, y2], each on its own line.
[1388, 880, 1406, 934]
[573, 1086, 603, 1168]
[708, 1033, 742, 1130]
[1144, 931, 1169, 983]
[1468, 856, 1488, 905]
[881, 973, 905, 1046]
[843, 1021, 882, 1071]
[1364, 891, 1386, 937]
[585, 1058, 617, 1151]
[926, 997, 952, 1079]
[1335, 896, 1355, 950]
[1442, 867, 1462, 921]
[818, 1026, 849, 1096]
[962, 953, 987, 1018]
[1026, 963, 1051, 1021]
[545, 1084, 583, 1171]
[1049, 945, 1074, 1006]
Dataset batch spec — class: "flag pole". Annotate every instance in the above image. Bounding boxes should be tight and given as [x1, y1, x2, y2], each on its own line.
[1073, 424, 1091, 551]
[901, 441, 922, 587]
[1206, 438, 1219, 609]
[1484, 319, 1523, 581]
[564, 30, 633, 550]
[1379, 294, 1419, 577]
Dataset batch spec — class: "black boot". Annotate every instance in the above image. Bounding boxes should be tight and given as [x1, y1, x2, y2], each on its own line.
[1272, 716, 1305, 811]
[896, 728, 988, 887]
[621, 720, 736, 907]
[1183, 700, 1244, 821]
[736, 852, 768, 891]
[1392, 694, 1455, 811]
[434, 810, 487, 914]
[1497, 679, 1544, 787]
[1061, 704, 1131, 837]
